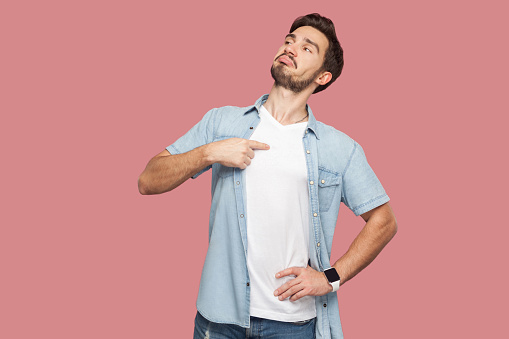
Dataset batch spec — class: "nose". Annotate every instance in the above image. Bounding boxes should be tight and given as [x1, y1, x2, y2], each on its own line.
[284, 42, 297, 57]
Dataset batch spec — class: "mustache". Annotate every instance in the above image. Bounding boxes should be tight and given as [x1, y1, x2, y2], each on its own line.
[275, 53, 297, 68]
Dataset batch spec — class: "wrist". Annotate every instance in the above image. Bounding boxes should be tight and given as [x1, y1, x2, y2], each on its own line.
[322, 273, 333, 292]
[200, 143, 216, 166]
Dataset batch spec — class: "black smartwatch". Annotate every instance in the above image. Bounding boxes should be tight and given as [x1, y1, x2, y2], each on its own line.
[324, 267, 340, 292]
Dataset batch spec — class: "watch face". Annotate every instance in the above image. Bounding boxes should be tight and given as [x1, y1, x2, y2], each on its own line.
[324, 268, 340, 282]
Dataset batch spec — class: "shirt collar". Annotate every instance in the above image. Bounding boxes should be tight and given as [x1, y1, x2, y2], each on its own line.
[244, 94, 320, 139]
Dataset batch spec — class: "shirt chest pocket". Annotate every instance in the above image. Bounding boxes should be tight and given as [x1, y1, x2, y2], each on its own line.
[317, 169, 341, 212]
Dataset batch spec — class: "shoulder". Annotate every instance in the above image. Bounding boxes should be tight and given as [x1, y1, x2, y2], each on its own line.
[206, 104, 257, 138]
[314, 120, 366, 175]
[316, 120, 358, 152]
[199, 103, 255, 126]
[203, 104, 255, 122]
[214, 104, 255, 116]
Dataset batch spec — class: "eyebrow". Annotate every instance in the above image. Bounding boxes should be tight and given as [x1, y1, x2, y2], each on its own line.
[285, 33, 320, 54]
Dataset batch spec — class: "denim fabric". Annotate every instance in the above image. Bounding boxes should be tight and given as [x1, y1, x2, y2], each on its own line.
[167, 94, 390, 339]
[194, 311, 316, 339]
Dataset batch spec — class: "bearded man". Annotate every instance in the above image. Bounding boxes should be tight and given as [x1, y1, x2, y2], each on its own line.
[138, 13, 397, 339]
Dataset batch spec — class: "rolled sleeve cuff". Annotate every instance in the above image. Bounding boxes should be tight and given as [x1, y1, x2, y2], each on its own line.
[351, 194, 390, 216]
[166, 144, 181, 155]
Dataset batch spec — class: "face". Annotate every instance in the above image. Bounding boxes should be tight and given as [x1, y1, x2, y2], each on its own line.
[271, 26, 330, 93]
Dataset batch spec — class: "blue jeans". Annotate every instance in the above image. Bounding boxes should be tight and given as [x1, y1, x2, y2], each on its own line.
[193, 311, 316, 339]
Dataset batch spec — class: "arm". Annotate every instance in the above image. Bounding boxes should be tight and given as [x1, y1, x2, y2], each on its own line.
[274, 202, 397, 300]
[137, 146, 211, 195]
[138, 138, 270, 195]
[332, 201, 397, 286]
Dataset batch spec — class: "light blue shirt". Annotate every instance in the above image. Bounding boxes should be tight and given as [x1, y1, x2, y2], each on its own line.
[167, 94, 390, 339]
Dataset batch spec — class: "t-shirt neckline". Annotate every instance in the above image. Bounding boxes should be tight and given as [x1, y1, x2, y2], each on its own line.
[260, 105, 308, 129]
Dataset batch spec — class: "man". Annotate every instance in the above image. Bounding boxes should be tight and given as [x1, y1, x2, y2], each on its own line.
[138, 13, 397, 339]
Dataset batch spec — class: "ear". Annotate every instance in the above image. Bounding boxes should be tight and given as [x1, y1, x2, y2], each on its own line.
[315, 71, 332, 86]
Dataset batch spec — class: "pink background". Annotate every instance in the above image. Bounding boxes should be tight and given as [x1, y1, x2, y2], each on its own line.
[2, 1, 508, 338]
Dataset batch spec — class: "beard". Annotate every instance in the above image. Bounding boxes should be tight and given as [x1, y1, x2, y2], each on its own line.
[270, 56, 323, 93]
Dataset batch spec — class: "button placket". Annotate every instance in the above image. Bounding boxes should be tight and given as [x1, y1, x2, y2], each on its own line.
[302, 126, 323, 270]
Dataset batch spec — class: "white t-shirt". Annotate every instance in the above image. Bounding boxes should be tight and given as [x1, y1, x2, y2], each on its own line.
[245, 105, 316, 322]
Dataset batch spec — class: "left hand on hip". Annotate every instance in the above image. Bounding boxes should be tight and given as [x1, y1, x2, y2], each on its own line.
[274, 265, 332, 302]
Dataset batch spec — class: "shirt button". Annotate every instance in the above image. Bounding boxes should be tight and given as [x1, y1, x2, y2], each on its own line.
[305, 130, 308, 134]
[247, 282, 250, 286]
[310, 181, 314, 185]
[249, 127, 253, 129]
[321, 179, 325, 184]
[317, 242, 320, 247]
[240, 214, 244, 218]
[306, 150, 310, 154]
[313, 213, 318, 217]
[236, 181, 240, 185]
[323, 303, 327, 308]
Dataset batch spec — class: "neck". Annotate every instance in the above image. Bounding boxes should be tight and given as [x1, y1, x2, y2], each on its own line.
[263, 84, 313, 125]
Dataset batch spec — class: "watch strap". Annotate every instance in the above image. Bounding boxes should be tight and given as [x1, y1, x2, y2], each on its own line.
[330, 279, 340, 292]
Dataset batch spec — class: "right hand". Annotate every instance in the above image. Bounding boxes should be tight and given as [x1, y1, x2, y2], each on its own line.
[206, 138, 270, 169]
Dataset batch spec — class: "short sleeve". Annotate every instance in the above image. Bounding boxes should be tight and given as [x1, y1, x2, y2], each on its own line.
[341, 142, 390, 216]
[166, 108, 216, 179]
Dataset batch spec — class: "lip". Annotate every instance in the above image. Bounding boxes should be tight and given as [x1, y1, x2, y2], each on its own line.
[278, 55, 294, 68]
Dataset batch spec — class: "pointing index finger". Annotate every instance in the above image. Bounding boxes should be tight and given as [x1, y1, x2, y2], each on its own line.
[248, 140, 270, 150]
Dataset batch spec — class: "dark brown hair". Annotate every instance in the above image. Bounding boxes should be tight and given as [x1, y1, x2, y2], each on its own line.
[290, 13, 344, 93]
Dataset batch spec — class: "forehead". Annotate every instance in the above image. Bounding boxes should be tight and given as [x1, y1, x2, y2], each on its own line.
[289, 26, 329, 54]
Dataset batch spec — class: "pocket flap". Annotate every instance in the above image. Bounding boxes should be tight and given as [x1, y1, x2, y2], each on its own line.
[318, 170, 340, 187]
